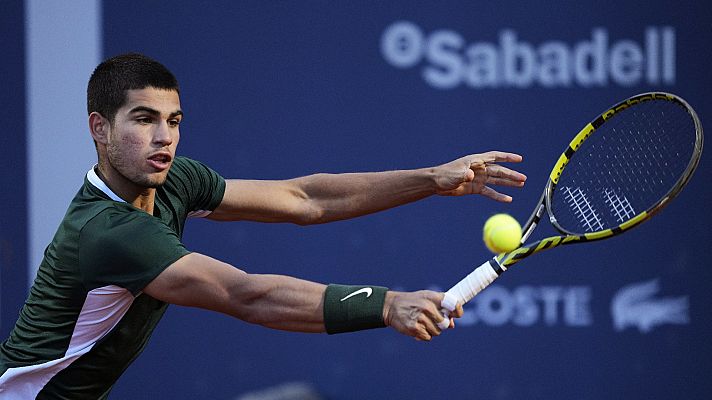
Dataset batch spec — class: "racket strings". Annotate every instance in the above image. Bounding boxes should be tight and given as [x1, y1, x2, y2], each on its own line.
[552, 99, 697, 234]
[603, 188, 635, 223]
[562, 186, 604, 231]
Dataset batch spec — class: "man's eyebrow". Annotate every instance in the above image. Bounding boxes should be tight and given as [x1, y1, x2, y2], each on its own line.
[128, 106, 183, 118]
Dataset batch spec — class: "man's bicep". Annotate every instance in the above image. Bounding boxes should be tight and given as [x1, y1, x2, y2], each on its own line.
[143, 253, 247, 316]
[208, 179, 312, 224]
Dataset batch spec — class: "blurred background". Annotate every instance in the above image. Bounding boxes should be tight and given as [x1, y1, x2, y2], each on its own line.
[2, 1, 711, 399]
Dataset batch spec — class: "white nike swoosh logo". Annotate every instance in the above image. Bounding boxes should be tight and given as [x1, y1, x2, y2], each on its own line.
[340, 287, 373, 302]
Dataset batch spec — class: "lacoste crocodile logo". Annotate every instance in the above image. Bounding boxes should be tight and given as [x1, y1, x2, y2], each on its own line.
[611, 279, 689, 333]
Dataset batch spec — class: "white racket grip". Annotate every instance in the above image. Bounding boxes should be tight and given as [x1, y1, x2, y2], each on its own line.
[447, 258, 501, 304]
[439, 258, 502, 330]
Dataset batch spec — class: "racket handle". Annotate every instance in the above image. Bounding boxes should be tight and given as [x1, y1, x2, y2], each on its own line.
[437, 258, 502, 330]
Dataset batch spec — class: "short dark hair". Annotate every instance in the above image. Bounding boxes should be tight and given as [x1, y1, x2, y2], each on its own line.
[87, 53, 179, 123]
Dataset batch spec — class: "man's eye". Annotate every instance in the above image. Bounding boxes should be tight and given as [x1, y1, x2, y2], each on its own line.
[136, 117, 153, 125]
[169, 119, 181, 127]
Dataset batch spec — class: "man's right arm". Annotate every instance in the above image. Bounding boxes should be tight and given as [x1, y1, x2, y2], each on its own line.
[206, 152, 526, 225]
[142, 253, 462, 341]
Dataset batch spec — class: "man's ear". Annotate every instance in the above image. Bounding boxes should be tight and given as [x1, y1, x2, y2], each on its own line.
[89, 112, 110, 145]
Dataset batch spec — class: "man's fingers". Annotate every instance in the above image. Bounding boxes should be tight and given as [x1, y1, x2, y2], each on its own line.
[486, 176, 526, 188]
[422, 316, 442, 340]
[480, 186, 512, 202]
[472, 151, 524, 164]
[410, 292, 462, 340]
[415, 332, 432, 342]
[483, 164, 527, 183]
[422, 306, 447, 340]
[406, 291, 468, 341]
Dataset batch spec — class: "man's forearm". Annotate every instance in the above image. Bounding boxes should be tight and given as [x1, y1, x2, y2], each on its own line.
[230, 273, 327, 332]
[295, 168, 437, 224]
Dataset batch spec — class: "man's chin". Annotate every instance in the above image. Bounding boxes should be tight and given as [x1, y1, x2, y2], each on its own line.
[138, 172, 169, 188]
[146, 176, 168, 188]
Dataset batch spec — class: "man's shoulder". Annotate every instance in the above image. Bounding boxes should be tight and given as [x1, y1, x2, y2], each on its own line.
[78, 204, 181, 265]
[60, 183, 132, 233]
[48, 191, 148, 267]
[169, 156, 202, 171]
[162, 156, 226, 213]
[82, 203, 152, 232]
[62, 199, 149, 247]
[167, 156, 214, 180]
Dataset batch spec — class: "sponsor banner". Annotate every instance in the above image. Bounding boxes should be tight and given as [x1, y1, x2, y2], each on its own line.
[381, 21, 676, 90]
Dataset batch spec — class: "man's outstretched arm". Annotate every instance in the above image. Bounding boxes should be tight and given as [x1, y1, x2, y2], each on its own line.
[143, 253, 463, 341]
[207, 151, 526, 224]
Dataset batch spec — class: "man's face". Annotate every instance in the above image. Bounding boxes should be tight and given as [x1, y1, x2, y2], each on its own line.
[105, 87, 182, 188]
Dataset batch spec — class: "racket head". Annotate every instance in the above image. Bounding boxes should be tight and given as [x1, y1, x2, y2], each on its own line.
[545, 92, 703, 238]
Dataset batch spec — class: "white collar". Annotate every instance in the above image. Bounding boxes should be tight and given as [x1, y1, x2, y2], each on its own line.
[86, 166, 126, 203]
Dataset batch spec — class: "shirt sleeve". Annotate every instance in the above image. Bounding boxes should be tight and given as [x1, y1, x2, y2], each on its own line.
[79, 207, 190, 295]
[169, 157, 226, 214]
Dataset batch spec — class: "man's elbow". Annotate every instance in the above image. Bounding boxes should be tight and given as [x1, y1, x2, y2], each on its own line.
[224, 274, 274, 324]
[291, 201, 326, 226]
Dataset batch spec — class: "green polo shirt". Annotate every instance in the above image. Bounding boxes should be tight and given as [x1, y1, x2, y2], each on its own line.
[0, 156, 225, 399]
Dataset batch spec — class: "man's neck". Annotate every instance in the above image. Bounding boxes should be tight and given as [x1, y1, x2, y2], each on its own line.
[95, 164, 156, 214]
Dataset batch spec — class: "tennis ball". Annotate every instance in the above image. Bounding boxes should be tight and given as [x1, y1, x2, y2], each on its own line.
[483, 214, 522, 254]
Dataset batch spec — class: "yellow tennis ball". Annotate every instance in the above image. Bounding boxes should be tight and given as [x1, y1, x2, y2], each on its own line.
[483, 214, 522, 253]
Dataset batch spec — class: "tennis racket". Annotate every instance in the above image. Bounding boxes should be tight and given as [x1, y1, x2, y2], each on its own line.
[438, 92, 703, 329]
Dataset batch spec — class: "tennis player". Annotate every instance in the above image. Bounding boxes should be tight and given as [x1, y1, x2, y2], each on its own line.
[0, 53, 526, 399]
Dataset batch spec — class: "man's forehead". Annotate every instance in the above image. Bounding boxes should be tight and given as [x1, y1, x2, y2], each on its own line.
[123, 87, 181, 112]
